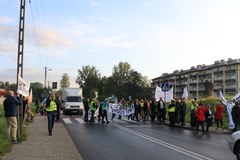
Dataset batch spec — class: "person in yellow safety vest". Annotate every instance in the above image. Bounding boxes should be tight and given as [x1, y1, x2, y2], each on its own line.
[101, 100, 110, 124]
[190, 99, 198, 128]
[168, 99, 176, 128]
[45, 94, 59, 136]
[89, 98, 96, 123]
[140, 99, 144, 118]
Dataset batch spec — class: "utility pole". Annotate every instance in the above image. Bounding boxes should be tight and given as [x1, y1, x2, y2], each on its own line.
[16, 0, 26, 140]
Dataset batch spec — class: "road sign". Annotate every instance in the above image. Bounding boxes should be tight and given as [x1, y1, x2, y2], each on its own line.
[161, 83, 169, 91]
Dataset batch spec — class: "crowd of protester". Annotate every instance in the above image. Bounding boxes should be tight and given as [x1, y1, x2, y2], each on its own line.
[82, 96, 235, 133]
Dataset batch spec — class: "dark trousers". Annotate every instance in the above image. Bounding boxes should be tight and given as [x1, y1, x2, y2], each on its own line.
[134, 111, 139, 121]
[102, 110, 109, 123]
[151, 111, 157, 121]
[179, 111, 186, 125]
[56, 107, 60, 121]
[128, 114, 133, 120]
[190, 111, 196, 128]
[47, 111, 56, 135]
[196, 121, 204, 132]
[206, 118, 212, 132]
[159, 108, 165, 122]
[233, 119, 239, 132]
[216, 119, 223, 128]
[84, 109, 89, 122]
[168, 112, 175, 128]
[90, 110, 95, 122]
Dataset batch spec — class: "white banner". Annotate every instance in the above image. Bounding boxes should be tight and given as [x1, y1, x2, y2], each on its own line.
[219, 91, 240, 129]
[17, 75, 30, 97]
[182, 86, 188, 99]
[155, 86, 173, 102]
[155, 86, 163, 101]
[109, 103, 135, 116]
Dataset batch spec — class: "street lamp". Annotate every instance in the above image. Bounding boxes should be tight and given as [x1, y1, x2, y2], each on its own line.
[44, 67, 52, 88]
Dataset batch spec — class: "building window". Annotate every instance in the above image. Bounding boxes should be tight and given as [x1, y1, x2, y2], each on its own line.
[214, 75, 223, 80]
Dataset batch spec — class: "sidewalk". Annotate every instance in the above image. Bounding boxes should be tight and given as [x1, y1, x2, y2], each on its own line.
[1, 115, 83, 160]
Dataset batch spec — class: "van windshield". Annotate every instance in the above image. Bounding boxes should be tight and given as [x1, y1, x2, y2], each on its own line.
[66, 96, 81, 102]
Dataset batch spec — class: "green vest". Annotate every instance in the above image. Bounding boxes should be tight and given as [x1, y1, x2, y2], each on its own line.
[90, 101, 96, 111]
[190, 104, 197, 111]
[46, 100, 57, 112]
[102, 103, 108, 110]
[168, 105, 175, 112]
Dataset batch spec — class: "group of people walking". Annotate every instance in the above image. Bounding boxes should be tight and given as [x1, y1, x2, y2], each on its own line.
[83, 98, 110, 124]
[81, 96, 228, 134]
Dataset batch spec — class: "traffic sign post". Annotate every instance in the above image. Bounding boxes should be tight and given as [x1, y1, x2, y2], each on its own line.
[161, 83, 169, 102]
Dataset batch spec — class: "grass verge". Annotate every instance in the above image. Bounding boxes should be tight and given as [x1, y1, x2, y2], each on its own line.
[0, 104, 29, 157]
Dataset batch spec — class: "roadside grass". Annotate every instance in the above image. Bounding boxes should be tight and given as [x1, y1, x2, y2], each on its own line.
[0, 105, 11, 157]
[0, 103, 33, 157]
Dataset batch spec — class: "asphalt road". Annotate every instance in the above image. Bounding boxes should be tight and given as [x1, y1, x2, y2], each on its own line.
[62, 115, 236, 160]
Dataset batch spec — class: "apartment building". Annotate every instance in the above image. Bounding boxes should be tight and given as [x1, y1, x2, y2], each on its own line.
[151, 58, 240, 99]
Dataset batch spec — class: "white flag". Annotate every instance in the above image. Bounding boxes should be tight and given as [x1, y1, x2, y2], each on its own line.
[94, 106, 99, 117]
[219, 91, 235, 129]
[182, 86, 188, 99]
[165, 87, 173, 102]
[155, 86, 163, 101]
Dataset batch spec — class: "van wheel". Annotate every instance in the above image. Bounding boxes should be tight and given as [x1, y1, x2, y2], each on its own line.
[236, 144, 240, 160]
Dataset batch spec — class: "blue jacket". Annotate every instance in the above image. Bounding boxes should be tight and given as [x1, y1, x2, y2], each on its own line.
[3, 95, 22, 117]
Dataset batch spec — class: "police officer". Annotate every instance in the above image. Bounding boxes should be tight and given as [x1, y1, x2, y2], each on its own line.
[89, 98, 96, 123]
[190, 99, 198, 128]
[168, 99, 176, 128]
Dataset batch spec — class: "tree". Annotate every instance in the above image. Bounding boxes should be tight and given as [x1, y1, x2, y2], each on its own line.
[76, 65, 101, 98]
[30, 82, 44, 99]
[204, 80, 213, 97]
[111, 62, 132, 98]
[60, 73, 70, 88]
[109, 62, 151, 99]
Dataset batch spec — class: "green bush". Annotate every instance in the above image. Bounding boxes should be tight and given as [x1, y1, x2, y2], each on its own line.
[0, 105, 11, 156]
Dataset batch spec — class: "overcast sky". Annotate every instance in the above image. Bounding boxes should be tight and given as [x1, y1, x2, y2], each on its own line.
[1, 0, 240, 87]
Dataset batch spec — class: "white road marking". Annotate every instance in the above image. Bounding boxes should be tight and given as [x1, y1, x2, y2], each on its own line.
[75, 118, 85, 123]
[62, 118, 73, 124]
[111, 123, 213, 160]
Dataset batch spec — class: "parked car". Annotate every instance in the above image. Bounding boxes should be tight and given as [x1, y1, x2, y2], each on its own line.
[229, 131, 240, 160]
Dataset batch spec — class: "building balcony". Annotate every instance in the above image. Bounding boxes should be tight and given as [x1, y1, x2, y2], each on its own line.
[190, 75, 197, 79]
[176, 84, 186, 88]
[213, 89, 222, 92]
[189, 83, 197, 86]
[225, 70, 236, 74]
[225, 88, 236, 92]
[190, 90, 197, 94]
[199, 90, 205, 93]
[225, 79, 236, 83]
[198, 82, 205, 85]
[214, 80, 223, 83]
[176, 91, 183, 94]
[214, 71, 223, 75]
[198, 74, 206, 78]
